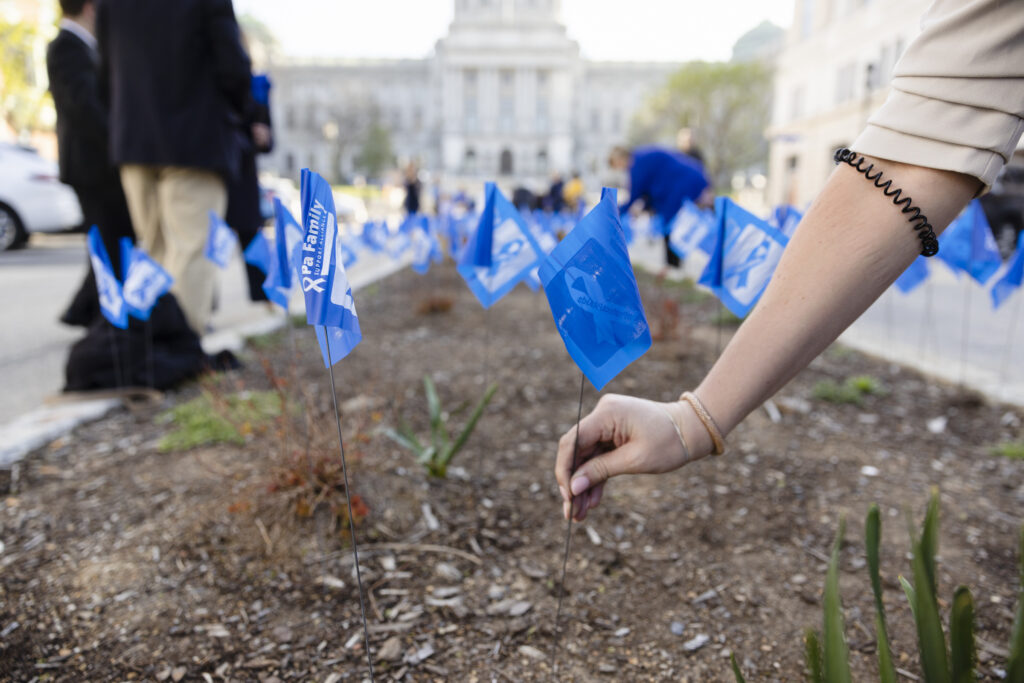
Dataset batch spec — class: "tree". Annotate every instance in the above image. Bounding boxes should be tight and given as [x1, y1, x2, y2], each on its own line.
[355, 120, 393, 183]
[630, 60, 773, 191]
[0, 18, 49, 136]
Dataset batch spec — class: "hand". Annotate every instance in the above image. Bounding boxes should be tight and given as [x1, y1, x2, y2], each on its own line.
[251, 123, 272, 150]
[554, 394, 704, 522]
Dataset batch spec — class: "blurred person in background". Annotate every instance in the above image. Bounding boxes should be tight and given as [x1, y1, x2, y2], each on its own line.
[563, 171, 584, 212]
[97, 0, 252, 334]
[403, 161, 421, 216]
[48, 0, 135, 327]
[609, 144, 709, 269]
[226, 70, 274, 304]
[545, 172, 565, 213]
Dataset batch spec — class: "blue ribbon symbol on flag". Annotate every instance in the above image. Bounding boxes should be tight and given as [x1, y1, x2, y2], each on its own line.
[699, 196, 789, 318]
[86, 226, 128, 329]
[121, 240, 173, 320]
[668, 200, 716, 260]
[457, 182, 545, 309]
[539, 187, 651, 390]
[205, 211, 239, 268]
[770, 205, 803, 238]
[299, 168, 362, 365]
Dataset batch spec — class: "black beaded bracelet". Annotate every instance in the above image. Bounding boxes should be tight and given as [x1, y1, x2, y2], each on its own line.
[833, 148, 939, 257]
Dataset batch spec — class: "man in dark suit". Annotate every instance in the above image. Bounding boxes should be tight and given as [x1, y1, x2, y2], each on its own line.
[47, 0, 135, 326]
[96, 0, 253, 334]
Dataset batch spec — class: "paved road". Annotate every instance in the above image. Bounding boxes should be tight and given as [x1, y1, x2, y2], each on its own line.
[629, 237, 1024, 406]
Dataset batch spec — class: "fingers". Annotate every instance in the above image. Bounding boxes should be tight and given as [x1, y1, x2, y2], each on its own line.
[554, 404, 616, 492]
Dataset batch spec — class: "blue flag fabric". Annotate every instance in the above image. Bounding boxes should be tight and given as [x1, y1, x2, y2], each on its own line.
[410, 217, 442, 275]
[668, 200, 716, 260]
[299, 169, 362, 364]
[243, 232, 273, 274]
[457, 182, 545, 309]
[261, 245, 290, 311]
[893, 255, 930, 295]
[770, 205, 803, 238]
[525, 220, 560, 291]
[205, 211, 238, 268]
[539, 188, 651, 390]
[86, 226, 128, 329]
[699, 197, 789, 318]
[937, 200, 1001, 284]
[121, 240, 173, 320]
[991, 231, 1024, 309]
[272, 198, 304, 289]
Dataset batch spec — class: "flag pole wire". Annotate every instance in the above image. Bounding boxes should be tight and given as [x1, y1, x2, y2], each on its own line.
[998, 292, 1022, 402]
[323, 333, 375, 682]
[959, 279, 972, 388]
[478, 310, 492, 481]
[553, 371, 586, 677]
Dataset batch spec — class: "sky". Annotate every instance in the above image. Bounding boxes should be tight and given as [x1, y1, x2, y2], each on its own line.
[232, 0, 794, 63]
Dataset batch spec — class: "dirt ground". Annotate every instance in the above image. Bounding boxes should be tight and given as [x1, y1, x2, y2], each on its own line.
[2, 263, 1024, 682]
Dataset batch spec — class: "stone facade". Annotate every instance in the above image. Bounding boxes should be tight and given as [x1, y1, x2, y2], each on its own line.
[261, 0, 677, 186]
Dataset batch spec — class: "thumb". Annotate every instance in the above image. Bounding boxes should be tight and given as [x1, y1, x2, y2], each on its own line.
[569, 442, 641, 498]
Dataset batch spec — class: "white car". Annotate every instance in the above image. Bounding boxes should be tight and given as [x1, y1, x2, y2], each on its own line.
[0, 143, 83, 251]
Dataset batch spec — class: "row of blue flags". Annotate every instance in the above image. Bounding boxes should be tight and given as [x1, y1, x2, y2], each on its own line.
[86, 226, 174, 329]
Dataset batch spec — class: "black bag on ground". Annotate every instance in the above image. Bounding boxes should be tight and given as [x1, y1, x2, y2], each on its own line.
[64, 293, 239, 392]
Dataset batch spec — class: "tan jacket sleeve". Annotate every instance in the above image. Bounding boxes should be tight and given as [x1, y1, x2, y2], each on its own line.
[851, 0, 1024, 190]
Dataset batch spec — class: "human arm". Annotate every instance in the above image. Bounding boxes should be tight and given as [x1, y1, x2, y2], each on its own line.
[555, 157, 980, 520]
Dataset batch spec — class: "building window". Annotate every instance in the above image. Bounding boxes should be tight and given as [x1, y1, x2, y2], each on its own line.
[285, 153, 295, 173]
[590, 108, 601, 132]
[835, 63, 856, 104]
[464, 69, 478, 132]
[285, 106, 296, 129]
[790, 85, 805, 121]
[413, 107, 423, 131]
[537, 148, 548, 174]
[464, 147, 477, 175]
[611, 109, 622, 133]
[500, 149, 514, 175]
[499, 69, 515, 132]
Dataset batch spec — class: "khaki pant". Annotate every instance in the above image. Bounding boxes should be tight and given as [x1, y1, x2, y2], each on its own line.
[120, 165, 227, 334]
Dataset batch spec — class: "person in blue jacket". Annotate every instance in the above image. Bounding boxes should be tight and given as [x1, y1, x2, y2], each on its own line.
[609, 145, 709, 268]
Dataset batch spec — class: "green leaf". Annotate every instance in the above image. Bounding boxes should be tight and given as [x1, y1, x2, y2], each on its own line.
[804, 628, 824, 683]
[730, 652, 747, 683]
[866, 505, 897, 683]
[423, 375, 448, 453]
[382, 426, 425, 458]
[823, 517, 852, 683]
[910, 533, 951, 683]
[899, 575, 918, 622]
[1005, 526, 1024, 683]
[440, 382, 498, 471]
[949, 586, 975, 683]
[921, 488, 940, 597]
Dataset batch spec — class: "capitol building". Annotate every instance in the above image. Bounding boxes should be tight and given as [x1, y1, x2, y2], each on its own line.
[260, 0, 679, 186]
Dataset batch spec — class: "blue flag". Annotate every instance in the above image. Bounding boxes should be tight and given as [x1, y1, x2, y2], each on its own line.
[699, 197, 789, 318]
[457, 182, 545, 309]
[991, 231, 1024, 309]
[205, 211, 238, 268]
[261, 245, 290, 311]
[121, 240, 173, 320]
[243, 232, 273, 274]
[539, 188, 651, 390]
[893, 255, 930, 295]
[86, 226, 128, 329]
[770, 205, 803, 238]
[262, 199, 305, 310]
[668, 200, 716, 260]
[525, 218, 560, 291]
[937, 200, 1001, 284]
[361, 220, 388, 253]
[299, 169, 362, 364]
[410, 217, 442, 275]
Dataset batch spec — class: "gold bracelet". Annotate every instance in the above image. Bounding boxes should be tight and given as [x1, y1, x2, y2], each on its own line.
[679, 391, 725, 456]
[656, 404, 691, 462]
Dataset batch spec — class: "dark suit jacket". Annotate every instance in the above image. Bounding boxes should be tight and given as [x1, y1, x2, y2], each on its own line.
[96, 0, 252, 180]
[47, 27, 113, 189]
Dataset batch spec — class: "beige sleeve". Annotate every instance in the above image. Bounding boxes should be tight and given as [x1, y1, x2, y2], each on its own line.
[851, 0, 1024, 190]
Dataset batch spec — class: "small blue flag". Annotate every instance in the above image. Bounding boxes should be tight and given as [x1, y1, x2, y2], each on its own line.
[539, 188, 651, 390]
[699, 197, 789, 318]
[991, 231, 1024, 309]
[299, 168, 362, 364]
[770, 205, 803, 238]
[340, 238, 359, 269]
[410, 218, 441, 275]
[385, 228, 411, 260]
[668, 200, 716, 260]
[261, 246, 290, 311]
[457, 182, 545, 309]
[525, 219, 560, 291]
[243, 232, 273, 275]
[121, 241, 173, 320]
[893, 255, 930, 295]
[272, 198, 304, 290]
[205, 211, 238, 268]
[251, 73, 271, 107]
[86, 226, 128, 329]
[937, 200, 1001, 284]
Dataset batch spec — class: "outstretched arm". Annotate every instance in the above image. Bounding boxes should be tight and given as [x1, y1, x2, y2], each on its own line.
[555, 156, 980, 521]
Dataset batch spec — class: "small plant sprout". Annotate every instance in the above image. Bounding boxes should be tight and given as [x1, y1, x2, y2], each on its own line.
[385, 375, 498, 478]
